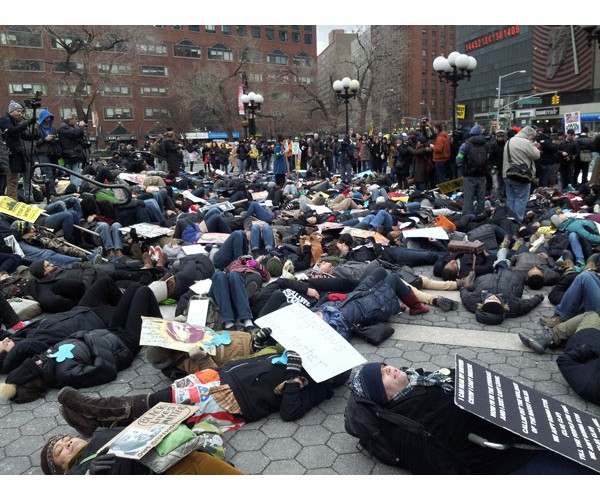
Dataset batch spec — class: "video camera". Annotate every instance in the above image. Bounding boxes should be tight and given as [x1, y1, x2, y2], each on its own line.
[24, 91, 43, 110]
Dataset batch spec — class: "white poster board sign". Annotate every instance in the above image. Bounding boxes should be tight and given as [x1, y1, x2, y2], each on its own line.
[564, 111, 581, 134]
[401, 226, 449, 240]
[255, 302, 366, 383]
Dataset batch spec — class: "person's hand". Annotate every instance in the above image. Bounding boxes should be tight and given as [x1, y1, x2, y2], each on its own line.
[307, 288, 319, 299]
[89, 449, 116, 475]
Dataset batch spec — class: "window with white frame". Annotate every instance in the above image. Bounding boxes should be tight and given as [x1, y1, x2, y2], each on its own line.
[9, 83, 46, 95]
[140, 86, 168, 96]
[143, 108, 171, 119]
[60, 107, 77, 119]
[54, 61, 84, 73]
[103, 85, 132, 96]
[1, 26, 42, 47]
[104, 107, 133, 120]
[174, 39, 201, 59]
[98, 63, 131, 74]
[239, 46, 261, 64]
[5, 59, 44, 71]
[207, 43, 233, 61]
[267, 49, 288, 65]
[140, 65, 168, 76]
[293, 52, 311, 67]
[137, 42, 167, 55]
[58, 83, 91, 95]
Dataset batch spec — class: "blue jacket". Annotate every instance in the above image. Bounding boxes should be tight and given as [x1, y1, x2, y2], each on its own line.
[557, 217, 600, 245]
[272, 143, 287, 175]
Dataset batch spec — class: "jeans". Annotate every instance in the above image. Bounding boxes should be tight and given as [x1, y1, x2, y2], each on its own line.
[340, 160, 352, 183]
[369, 187, 388, 201]
[355, 210, 394, 233]
[462, 176, 486, 216]
[511, 450, 595, 475]
[212, 230, 249, 269]
[0, 253, 23, 273]
[237, 158, 246, 175]
[37, 154, 58, 195]
[66, 161, 83, 187]
[209, 271, 253, 323]
[555, 271, 600, 320]
[204, 209, 231, 234]
[537, 162, 554, 188]
[250, 224, 275, 251]
[504, 177, 531, 222]
[434, 160, 448, 185]
[19, 241, 81, 267]
[43, 210, 79, 242]
[568, 232, 585, 264]
[383, 247, 446, 267]
[143, 198, 167, 225]
[245, 201, 275, 222]
[94, 221, 123, 250]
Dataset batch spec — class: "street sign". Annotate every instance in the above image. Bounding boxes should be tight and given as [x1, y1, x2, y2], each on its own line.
[456, 104, 466, 120]
[518, 97, 542, 105]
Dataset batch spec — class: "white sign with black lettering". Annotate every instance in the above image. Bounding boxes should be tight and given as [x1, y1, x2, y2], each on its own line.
[255, 302, 366, 383]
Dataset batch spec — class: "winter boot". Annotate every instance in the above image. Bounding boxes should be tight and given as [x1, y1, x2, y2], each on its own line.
[457, 271, 476, 291]
[432, 296, 459, 311]
[400, 289, 429, 315]
[58, 387, 150, 430]
[518, 326, 556, 354]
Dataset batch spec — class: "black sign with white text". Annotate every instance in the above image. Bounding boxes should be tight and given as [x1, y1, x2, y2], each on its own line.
[454, 355, 600, 472]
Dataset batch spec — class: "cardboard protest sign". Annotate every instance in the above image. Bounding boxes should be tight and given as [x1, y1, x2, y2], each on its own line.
[340, 227, 390, 246]
[119, 222, 172, 239]
[255, 302, 366, 383]
[401, 226, 449, 240]
[140, 316, 220, 355]
[0, 196, 44, 223]
[437, 177, 464, 195]
[454, 355, 600, 473]
[101, 402, 197, 460]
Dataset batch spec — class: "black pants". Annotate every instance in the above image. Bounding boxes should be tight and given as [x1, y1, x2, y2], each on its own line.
[0, 293, 21, 329]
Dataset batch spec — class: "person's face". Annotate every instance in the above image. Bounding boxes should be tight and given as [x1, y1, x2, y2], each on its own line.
[44, 261, 56, 275]
[381, 364, 409, 400]
[10, 108, 25, 121]
[42, 117, 51, 126]
[444, 260, 458, 276]
[318, 261, 334, 274]
[68, 117, 77, 126]
[52, 436, 88, 472]
[0, 337, 15, 354]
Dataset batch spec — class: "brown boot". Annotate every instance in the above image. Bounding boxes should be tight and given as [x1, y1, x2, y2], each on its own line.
[400, 289, 430, 315]
[457, 271, 476, 291]
[58, 387, 150, 427]
[60, 405, 100, 437]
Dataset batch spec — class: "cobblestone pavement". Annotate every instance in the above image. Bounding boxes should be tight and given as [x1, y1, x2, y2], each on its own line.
[2, 265, 599, 475]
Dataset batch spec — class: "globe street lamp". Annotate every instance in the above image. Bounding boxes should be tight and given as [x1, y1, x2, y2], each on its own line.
[332, 77, 360, 135]
[496, 70, 527, 130]
[241, 91, 264, 137]
[433, 52, 477, 132]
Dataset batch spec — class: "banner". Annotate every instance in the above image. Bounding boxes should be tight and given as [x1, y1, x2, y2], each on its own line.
[455, 355, 600, 473]
[564, 111, 582, 134]
[437, 177, 464, 195]
[255, 302, 366, 383]
[0, 196, 44, 223]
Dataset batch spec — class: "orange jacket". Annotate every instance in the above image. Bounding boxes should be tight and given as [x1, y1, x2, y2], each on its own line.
[432, 131, 451, 162]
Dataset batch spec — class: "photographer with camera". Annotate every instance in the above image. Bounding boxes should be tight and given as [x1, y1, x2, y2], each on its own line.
[0, 100, 37, 200]
[34, 109, 61, 198]
[57, 114, 89, 190]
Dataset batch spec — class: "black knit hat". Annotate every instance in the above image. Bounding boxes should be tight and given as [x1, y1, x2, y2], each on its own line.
[28, 260, 46, 280]
[350, 362, 387, 405]
[40, 435, 68, 475]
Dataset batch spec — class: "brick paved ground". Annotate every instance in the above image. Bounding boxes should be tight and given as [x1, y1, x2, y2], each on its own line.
[2, 264, 599, 475]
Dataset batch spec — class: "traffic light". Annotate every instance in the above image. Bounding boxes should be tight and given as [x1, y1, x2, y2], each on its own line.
[551, 94, 560, 105]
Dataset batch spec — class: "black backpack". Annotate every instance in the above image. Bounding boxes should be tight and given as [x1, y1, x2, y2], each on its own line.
[463, 141, 488, 176]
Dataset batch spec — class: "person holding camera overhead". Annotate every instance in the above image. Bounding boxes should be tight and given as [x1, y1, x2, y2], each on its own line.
[57, 114, 88, 190]
[34, 109, 62, 198]
[0, 100, 37, 200]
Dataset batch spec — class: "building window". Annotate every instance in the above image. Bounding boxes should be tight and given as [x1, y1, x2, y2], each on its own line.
[247, 73, 263, 83]
[189, 25, 200, 32]
[271, 92, 290, 101]
[292, 32, 300, 43]
[98, 63, 131, 74]
[60, 107, 77, 119]
[279, 30, 288, 42]
[304, 26, 312, 32]
[293, 52, 311, 67]
[103, 85, 132, 96]
[172, 25, 183, 30]
[207, 43, 233, 61]
[9, 83, 46, 95]
[138, 42, 167, 55]
[268, 73, 289, 84]
[54, 61, 84, 73]
[140, 86, 168, 96]
[292, 25, 300, 30]
[267, 49, 288, 65]
[304, 34, 312, 45]
[295, 75, 313, 85]
[0, 26, 42, 47]
[140, 65, 168, 76]
[251, 27, 261, 39]
[422, 49, 427, 57]
[266, 28, 274, 41]
[98, 40, 129, 53]
[58, 83, 91, 95]
[205, 25, 216, 33]
[143, 108, 171, 119]
[239, 46, 261, 64]
[174, 39, 201, 58]
[221, 25, 232, 35]
[5, 59, 44, 71]
[104, 107, 133, 120]
[237, 26, 247, 37]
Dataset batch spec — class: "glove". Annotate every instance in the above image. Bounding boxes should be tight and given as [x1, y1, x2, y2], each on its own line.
[285, 350, 302, 379]
[252, 327, 272, 351]
[536, 294, 545, 303]
[89, 449, 116, 475]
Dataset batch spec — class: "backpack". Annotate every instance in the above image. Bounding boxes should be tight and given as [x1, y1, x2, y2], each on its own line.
[463, 141, 488, 176]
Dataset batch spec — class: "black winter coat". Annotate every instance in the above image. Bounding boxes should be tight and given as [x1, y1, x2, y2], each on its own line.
[0, 113, 36, 172]
[57, 120, 86, 163]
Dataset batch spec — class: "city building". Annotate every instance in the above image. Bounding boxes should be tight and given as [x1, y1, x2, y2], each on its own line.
[0, 24, 318, 146]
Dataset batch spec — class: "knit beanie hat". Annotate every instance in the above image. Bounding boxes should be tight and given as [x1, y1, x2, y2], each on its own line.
[28, 259, 46, 280]
[11, 220, 32, 237]
[266, 257, 283, 278]
[8, 100, 24, 113]
[40, 435, 68, 475]
[350, 362, 387, 405]
[551, 214, 563, 228]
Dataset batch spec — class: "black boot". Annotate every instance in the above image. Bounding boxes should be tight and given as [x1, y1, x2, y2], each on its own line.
[518, 326, 556, 354]
[58, 387, 150, 430]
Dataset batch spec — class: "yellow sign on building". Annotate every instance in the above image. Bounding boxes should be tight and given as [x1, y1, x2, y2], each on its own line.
[456, 104, 466, 120]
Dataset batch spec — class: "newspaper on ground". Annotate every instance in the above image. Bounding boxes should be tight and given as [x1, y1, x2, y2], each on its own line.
[140, 316, 219, 355]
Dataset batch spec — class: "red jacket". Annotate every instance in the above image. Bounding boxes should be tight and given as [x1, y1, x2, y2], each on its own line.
[432, 131, 451, 162]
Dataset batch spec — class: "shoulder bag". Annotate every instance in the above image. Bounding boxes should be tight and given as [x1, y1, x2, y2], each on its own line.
[505, 139, 532, 183]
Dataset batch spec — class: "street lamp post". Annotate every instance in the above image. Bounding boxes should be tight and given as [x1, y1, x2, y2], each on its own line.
[332, 77, 360, 135]
[241, 91, 264, 137]
[496, 70, 527, 130]
[419, 101, 432, 120]
[433, 51, 477, 132]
